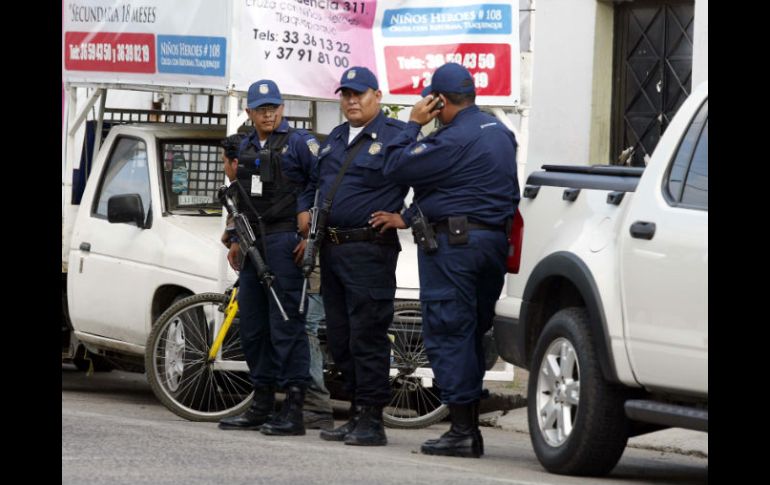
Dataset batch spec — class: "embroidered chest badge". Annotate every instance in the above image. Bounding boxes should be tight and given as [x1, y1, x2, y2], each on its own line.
[368, 142, 382, 155]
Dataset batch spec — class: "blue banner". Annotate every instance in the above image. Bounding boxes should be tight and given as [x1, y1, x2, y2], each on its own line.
[382, 4, 512, 38]
[157, 35, 227, 77]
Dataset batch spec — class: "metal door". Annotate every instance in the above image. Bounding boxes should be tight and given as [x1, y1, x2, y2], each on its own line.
[612, 0, 694, 166]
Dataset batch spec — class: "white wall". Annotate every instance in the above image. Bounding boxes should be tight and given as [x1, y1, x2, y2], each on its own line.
[528, 0, 708, 173]
[528, 0, 598, 173]
[693, 0, 708, 86]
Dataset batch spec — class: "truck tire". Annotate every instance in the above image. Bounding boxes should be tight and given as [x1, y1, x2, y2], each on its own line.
[528, 307, 629, 476]
[383, 300, 449, 429]
[145, 292, 253, 422]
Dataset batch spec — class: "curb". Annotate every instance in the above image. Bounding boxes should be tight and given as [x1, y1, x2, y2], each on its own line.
[489, 401, 708, 458]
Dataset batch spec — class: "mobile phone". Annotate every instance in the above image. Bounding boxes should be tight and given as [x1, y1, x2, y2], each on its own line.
[432, 93, 445, 110]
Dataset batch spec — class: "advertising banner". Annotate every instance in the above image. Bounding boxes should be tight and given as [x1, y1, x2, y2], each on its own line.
[63, 0, 519, 105]
[232, 0, 519, 106]
[374, 1, 519, 106]
[63, 0, 231, 89]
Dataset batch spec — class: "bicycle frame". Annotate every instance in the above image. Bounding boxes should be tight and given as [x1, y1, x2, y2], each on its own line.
[207, 286, 239, 362]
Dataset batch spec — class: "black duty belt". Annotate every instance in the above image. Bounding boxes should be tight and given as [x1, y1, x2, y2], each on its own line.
[325, 226, 399, 245]
[432, 220, 505, 234]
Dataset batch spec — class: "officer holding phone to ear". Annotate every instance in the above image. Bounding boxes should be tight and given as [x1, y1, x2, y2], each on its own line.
[377, 63, 520, 459]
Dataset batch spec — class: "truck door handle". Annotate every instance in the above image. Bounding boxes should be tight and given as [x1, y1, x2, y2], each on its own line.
[629, 222, 656, 240]
[79, 242, 91, 252]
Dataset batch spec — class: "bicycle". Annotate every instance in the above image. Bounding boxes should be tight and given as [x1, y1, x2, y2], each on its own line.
[145, 283, 449, 428]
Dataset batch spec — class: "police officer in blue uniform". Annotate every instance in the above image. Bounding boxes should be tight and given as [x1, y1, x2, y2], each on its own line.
[218, 79, 320, 436]
[375, 63, 520, 458]
[300, 67, 408, 446]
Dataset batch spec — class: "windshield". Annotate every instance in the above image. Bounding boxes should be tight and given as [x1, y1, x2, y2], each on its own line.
[160, 139, 224, 215]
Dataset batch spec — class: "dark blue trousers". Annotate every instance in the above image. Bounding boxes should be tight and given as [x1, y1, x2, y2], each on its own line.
[320, 241, 399, 406]
[418, 230, 508, 404]
[238, 231, 310, 390]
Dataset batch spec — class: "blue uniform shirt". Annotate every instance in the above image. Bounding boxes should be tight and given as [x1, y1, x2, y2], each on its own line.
[303, 111, 408, 228]
[383, 105, 520, 227]
[239, 118, 319, 215]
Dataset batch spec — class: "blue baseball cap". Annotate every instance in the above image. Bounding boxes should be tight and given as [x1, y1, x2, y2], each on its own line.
[247, 80, 283, 108]
[335, 66, 379, 93]
[421, 63, 476, 96]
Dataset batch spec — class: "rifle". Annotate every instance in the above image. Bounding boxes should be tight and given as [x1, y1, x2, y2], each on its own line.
[298, 189, 329, 314]
[217, 184, 289, 321]
[297, 136, 367, 313]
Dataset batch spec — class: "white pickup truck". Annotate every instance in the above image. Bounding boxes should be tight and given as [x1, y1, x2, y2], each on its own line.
[62, 119, 424, 373]
[493, 82, 708, 476]
[64, 123, 235, 371]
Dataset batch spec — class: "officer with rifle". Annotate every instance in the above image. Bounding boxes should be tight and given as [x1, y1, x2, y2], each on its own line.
[217, 79, 320, 437]
[299, 67, 408, 447]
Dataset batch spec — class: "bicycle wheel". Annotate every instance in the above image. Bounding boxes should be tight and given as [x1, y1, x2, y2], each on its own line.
[383, 300, 449, 429]
[145, 292, 254, 421]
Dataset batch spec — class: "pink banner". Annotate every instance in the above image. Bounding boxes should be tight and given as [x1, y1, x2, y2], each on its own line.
[232, 0, 378, 97]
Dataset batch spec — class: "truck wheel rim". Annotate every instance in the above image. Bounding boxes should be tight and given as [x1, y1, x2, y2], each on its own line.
[535, 337, 581, 447]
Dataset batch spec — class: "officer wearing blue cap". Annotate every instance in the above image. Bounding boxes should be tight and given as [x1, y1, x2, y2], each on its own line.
[218, 79, 320, 437]
[375, 62, 520, 458]
[300, 66, 408, 446]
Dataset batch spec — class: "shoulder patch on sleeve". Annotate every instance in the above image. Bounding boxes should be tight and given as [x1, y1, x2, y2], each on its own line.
[306, 139, 320, 157]
[410, 143, 428, 155]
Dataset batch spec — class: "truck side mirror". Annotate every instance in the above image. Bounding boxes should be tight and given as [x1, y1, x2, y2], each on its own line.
[107, 194, 146, 228]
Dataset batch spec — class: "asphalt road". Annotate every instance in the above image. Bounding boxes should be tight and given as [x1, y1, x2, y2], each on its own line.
[62, 366, 708, 485]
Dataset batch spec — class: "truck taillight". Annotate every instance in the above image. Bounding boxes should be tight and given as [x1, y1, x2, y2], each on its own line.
[507, 210, 524, 273]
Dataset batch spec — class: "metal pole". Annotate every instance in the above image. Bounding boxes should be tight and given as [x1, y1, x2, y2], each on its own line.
[92, 89, 106, 171]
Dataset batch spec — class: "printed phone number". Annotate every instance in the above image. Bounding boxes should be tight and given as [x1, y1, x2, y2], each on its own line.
[68, 42, 151, 63]
[397, 52, 497, 70]
[269, 47, 349, 68]
[255, 30, 351, 54]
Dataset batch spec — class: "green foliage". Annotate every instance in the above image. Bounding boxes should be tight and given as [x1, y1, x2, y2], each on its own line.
[382, 104, 405, 119]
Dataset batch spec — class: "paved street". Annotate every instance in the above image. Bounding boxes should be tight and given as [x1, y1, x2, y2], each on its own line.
[62, 366, 707, 485]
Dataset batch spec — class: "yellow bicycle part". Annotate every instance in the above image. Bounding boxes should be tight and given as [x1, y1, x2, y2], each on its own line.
[208, 288, 239, 361]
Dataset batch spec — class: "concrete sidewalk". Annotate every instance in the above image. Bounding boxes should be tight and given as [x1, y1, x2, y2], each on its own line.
[491, 407, 708, 458]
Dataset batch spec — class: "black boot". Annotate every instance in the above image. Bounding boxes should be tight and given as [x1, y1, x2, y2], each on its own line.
[344, 405, 387, 446]
[260, 386, 306, 436]
[320, 402, 359, 442]
[218, 386, 275, 430]
[421, 403, 481, 458]
[423, 400, 484, 454]
[472, 400, 484, 456]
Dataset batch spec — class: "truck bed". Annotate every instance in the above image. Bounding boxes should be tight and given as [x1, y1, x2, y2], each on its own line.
[526, 164, 644, 193]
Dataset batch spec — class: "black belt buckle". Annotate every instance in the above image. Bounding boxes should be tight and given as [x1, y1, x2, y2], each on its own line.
[327, 227, 340, 244]
[447, 216, 469, 246]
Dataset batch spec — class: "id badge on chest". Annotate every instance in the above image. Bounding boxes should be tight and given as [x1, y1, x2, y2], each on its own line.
[251, 175, 263, 196]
